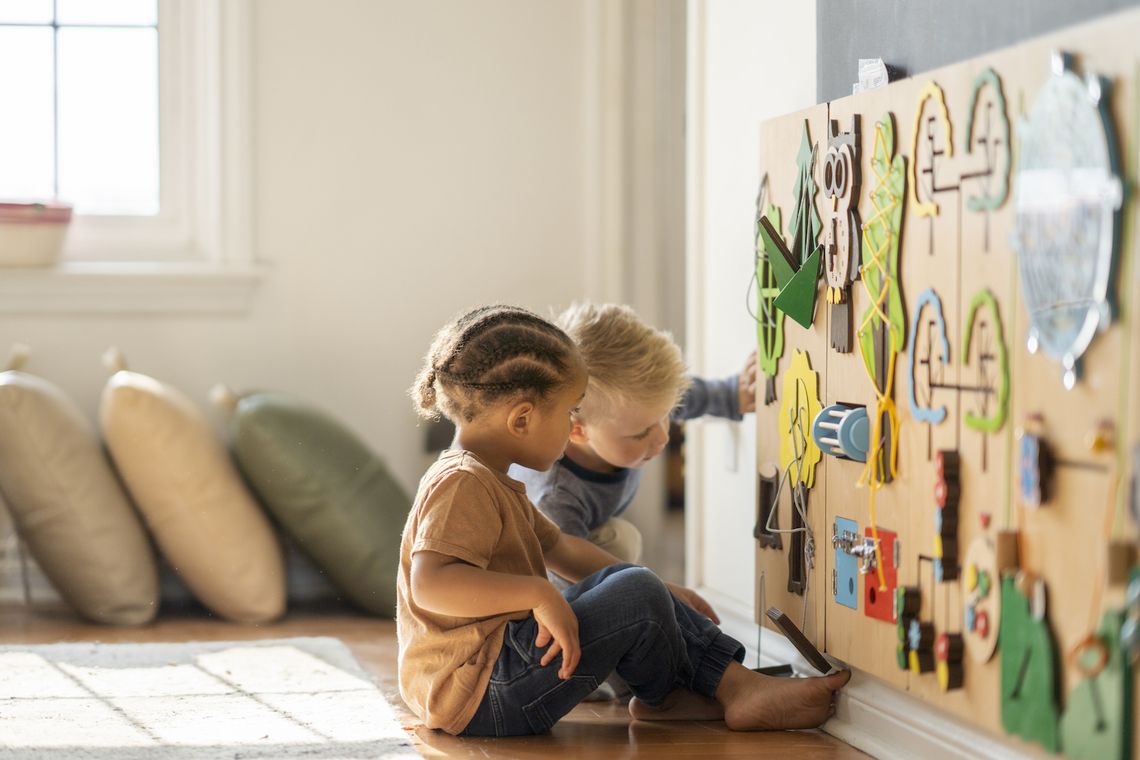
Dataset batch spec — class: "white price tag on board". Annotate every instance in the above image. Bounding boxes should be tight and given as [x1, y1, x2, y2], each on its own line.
[852, 57, 890, 94]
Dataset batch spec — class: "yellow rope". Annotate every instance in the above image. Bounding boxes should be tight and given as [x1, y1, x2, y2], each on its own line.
[857, 119, 903, 592]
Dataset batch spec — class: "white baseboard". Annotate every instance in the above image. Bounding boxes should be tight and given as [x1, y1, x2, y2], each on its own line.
[702, 587, 1040, 760]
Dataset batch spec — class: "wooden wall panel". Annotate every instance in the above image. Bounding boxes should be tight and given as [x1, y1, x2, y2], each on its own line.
[755, 9, 1140, 752]
[755, 104, 830, 649]
[824, 81, 924, 693]
[1128, 34, 1140, 752]
[903, 60, 1016, 731]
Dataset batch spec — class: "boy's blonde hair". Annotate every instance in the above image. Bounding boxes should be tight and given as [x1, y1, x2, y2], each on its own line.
[557, 302, 690, 420]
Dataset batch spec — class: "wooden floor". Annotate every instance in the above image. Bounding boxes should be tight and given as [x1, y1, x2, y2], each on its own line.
[0, 603, 868, 759]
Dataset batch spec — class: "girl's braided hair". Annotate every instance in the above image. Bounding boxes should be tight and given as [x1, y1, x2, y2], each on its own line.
[412, 305, 580, 422]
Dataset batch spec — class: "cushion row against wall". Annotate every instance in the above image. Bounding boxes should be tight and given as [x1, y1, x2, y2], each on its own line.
[0, 348, 410, 624]
[100, 349, 286, 624]
[216, 387, 411, 617]
[0, 348, 158, 625]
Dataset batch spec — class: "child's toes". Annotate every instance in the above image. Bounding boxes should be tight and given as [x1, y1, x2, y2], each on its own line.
[825, 669, 852, 689]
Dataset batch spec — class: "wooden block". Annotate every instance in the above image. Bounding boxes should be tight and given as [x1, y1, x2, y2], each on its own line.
[936, 633, 966, 691]
[754, 471, 782, 550]
[865, 528, 899, 621]
[1106, 541, 1136, 587]
[787, 484, 808, 596]
[908, 619, 937, 674]
[995, 529, 1019, 571]
[767, 606, 835, 674]
[895, 585, 920, 671]
[831, 298, 852, 353]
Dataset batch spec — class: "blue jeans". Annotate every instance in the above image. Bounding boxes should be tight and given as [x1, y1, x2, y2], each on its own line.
[461, 563, 744, 736]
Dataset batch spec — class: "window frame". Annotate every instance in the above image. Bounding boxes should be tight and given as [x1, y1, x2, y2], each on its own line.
[0, 0, 260, 314]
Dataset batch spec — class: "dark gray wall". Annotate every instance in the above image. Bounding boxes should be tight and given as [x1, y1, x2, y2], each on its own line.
[817, 0, 1140, 103]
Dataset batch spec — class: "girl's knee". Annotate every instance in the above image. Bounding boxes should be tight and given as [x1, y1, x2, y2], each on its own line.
[610, 566, 671, 611]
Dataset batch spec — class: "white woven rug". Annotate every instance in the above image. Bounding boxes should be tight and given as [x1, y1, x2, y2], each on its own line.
[0, 637, 417, 759]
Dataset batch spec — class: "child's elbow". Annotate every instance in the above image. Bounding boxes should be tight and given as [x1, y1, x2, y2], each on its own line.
[408, 556, 438, 605]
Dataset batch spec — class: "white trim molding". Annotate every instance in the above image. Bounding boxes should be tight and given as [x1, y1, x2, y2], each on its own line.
[683, 0, 707, 593]
[0, 262, 264, 314]
[581, 0, 627, 305]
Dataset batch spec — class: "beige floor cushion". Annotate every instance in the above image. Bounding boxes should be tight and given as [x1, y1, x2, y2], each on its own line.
[215, 387, 411, 617]
[0, 351, 158, 624]
[99, 351, 285, 623]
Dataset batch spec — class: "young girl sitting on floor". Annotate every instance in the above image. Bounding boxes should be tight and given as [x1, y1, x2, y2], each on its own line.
[398, 304, 850, 736]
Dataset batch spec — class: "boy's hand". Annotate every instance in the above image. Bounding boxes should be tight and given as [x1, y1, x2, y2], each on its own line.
[738, 350, 758, 414]
[532, 582, 581, 680]
[665, 581, 720, 624]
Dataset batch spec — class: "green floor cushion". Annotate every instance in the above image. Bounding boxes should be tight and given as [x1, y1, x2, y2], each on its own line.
[217, 388, 411, 617]
[0, 357, 158, 625]
[99, 352, 285, 623]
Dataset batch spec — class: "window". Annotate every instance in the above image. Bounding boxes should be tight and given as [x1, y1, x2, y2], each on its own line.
[0, 0, 160, 216]
[0, 1, 257, 313]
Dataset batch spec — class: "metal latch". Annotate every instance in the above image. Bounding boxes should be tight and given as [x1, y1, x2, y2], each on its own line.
[832, 527, 879, 574]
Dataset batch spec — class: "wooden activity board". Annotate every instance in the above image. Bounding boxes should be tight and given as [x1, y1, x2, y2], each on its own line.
[753, 9, 1140, 757]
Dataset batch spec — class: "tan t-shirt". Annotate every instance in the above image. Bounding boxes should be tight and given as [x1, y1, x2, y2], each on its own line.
[397, 449, 562, 734]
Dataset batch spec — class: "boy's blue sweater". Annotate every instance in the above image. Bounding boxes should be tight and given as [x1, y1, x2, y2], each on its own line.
[509, 375, 741, 538]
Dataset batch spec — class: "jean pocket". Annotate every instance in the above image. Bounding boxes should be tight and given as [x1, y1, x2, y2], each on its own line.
[502, 618, 543, 670]
[521, 674, 599, 734]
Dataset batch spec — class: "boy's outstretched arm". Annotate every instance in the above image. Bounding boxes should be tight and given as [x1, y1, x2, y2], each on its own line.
[411, 550, 580, 679]
[737, 349, 758, 414]
[674, 349, 757, 421]
[544, 533, 721, 623]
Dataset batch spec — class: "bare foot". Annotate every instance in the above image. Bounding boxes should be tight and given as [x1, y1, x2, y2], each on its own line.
[716, 663, 851, 731]
[628, 688, 724, 722]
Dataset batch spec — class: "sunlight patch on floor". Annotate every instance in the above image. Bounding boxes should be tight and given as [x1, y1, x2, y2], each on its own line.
[0, 640, 412, 755]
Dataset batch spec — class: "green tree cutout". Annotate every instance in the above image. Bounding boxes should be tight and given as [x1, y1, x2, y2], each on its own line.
[769, 123, 823, 330]
[790, 123, 822, 270]
[755, 202, 784, 405]
[858, 113, 906, 392]
[856, 112, 907, 487]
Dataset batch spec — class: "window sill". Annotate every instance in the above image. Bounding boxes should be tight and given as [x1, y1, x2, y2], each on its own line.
[0, 261, 266, 315]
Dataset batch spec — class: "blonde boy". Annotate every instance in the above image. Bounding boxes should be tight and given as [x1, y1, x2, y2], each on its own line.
[511, 302, 756, 577]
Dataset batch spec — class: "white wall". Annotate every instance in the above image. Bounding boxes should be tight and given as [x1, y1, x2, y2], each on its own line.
[685, 0, 817, 635]
[0, 1, 606, 594]
[0, 0, 699, 598]
[1, 0, 593, 491]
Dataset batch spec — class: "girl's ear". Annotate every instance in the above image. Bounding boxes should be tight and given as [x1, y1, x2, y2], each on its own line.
[506, 401, 535, 439]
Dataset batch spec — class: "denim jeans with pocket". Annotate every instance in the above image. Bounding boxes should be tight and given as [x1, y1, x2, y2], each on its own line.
[460, 562, 744, 736]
